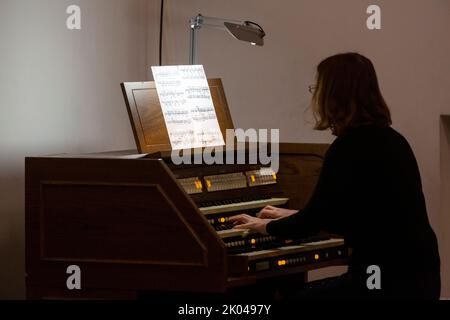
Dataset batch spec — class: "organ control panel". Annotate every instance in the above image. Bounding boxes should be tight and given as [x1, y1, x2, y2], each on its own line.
[165, 158, 347, 277]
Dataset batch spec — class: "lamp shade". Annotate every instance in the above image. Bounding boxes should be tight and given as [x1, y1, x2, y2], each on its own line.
[224, 22, 265, 46]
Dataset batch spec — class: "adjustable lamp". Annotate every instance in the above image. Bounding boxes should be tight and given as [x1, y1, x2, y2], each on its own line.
[189, 14, 266, 65]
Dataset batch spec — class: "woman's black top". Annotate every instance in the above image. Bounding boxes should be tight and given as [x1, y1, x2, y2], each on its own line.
[267, 125, 440, 289]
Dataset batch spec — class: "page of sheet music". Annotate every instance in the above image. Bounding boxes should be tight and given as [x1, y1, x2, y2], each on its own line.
[151, 65, 225, 150]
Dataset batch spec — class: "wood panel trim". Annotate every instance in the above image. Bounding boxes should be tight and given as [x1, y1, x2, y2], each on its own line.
[38, 181, 209, 267]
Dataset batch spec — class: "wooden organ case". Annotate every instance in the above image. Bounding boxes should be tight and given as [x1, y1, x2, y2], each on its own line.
[25, 79, 348, 299]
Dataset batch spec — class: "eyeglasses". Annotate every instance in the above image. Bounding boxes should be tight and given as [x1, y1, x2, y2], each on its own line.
[308, 85, 317, 94]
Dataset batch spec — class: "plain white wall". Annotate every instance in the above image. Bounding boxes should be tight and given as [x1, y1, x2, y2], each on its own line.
[150, 0, 450, 297]
[0, 0, 148, 298]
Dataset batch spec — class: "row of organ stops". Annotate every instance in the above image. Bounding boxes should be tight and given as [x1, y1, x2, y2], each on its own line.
[218, 226, 332, 255]
[178, 168, 278, 195]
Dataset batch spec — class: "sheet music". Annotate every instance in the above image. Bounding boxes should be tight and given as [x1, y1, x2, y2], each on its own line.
[151, 65, 225, 150]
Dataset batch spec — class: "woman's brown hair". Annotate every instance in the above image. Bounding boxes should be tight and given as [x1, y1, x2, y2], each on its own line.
[312, 52, 391, 136]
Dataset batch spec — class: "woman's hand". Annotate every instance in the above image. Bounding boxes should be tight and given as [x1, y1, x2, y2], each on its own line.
[256, 206, 298, 219]
[228, 214, 271, 235]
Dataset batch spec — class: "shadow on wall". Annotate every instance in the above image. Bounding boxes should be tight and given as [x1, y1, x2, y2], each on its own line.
[440, 115, 450, 299]
[0, 166, 26, 299]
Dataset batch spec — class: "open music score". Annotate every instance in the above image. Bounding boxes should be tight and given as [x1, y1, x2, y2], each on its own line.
[151, 65, 225, 150]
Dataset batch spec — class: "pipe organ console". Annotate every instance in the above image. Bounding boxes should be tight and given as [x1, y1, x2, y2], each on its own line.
[25, 80, 348, 299]
[167, 157, 347, 275]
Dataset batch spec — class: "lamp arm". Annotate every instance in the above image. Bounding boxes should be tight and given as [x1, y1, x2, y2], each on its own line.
[190, 14, 242, 30]
[189, 24, 198, 65]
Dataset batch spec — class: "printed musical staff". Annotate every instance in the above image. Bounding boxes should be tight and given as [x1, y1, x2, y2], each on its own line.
[151, 65, 225, 150]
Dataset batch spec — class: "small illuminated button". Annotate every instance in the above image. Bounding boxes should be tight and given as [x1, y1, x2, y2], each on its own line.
[250, 238, 256, 245]
[314, 254, 320, 260]
[277, 260, 287, 266]
[219, 217, 226, 223]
